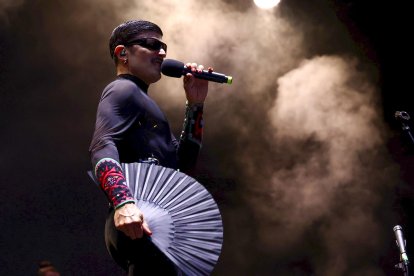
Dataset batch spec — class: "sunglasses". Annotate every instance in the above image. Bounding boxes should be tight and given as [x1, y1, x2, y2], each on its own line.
[125, 38, 167, 53]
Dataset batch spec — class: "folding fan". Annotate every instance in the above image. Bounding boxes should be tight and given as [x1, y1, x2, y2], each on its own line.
[89, 163, 223, 276]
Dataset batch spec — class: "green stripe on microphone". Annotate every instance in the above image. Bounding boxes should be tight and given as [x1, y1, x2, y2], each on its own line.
[227, 76, 233, 84]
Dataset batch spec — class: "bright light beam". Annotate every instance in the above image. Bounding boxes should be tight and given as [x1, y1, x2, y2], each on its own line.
[253, 0, 281, 9]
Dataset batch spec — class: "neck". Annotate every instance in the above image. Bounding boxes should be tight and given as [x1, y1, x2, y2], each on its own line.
[117, 74, 149, 93]
[116, 65, 131, 76]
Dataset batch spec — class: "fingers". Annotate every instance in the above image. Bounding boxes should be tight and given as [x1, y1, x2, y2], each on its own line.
[114, 204, 152, 240]
[184, 62, 208, 86]
[183, 61, 209, 104]
[185, 62, 206, 74]
[142, 221, 152, 236]
[116, 214, 143, 239]
[131, 213, 145, 239]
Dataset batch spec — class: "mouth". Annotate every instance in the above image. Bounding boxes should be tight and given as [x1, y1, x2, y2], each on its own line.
[153, 58, 164, 66]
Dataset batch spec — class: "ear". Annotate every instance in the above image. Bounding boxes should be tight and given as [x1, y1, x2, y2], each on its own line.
[114, 45, 127, 59]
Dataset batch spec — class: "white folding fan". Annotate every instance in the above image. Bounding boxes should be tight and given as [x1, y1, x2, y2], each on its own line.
[89, 162, 223, 276]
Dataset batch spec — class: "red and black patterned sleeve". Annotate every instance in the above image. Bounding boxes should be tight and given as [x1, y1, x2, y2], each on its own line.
[177, 102, 204, 172]
[95, 158, 135, 209]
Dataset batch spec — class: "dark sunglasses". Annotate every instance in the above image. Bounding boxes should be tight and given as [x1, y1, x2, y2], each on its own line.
[125, 38, 167, 53]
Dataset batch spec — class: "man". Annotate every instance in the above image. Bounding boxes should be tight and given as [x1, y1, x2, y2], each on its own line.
[89, 20, 209, 275]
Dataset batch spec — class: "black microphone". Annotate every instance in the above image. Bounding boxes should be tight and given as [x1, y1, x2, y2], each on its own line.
[395, 111, 414, 146]
[394, 225, 410, 265]
[161, 59, 233, 84]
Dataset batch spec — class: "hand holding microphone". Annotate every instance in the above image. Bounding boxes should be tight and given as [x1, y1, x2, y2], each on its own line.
[183, 62, 209, 104]
[161, 59, 233, 84]
[161, 59, 233, 104]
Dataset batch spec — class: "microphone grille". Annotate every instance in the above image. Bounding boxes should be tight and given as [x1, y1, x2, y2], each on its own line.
[161, 59, 185, 78]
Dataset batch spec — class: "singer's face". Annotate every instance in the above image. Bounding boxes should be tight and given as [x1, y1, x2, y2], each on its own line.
[125, 31, 166, 85]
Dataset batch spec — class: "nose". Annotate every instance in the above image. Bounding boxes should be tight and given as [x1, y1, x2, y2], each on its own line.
[158, 48, 167, 57]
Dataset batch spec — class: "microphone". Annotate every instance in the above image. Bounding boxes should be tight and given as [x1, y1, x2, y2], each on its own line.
[394, 225, 410, 265]
[161, 59, 233, 84]
[395, 111, 414, 146]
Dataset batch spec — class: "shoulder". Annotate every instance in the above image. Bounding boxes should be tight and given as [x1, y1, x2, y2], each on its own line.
[101, 78, 145, 104]
[103, 78, 139, 98]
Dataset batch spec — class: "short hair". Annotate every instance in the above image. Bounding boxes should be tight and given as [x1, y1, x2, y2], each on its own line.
[109, 20, 163, 62]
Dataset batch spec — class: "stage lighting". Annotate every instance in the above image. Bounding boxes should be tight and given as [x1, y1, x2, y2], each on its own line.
[253, 0, 281, 9]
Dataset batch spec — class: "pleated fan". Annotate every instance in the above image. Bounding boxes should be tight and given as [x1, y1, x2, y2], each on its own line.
[89, 162, 223, 276]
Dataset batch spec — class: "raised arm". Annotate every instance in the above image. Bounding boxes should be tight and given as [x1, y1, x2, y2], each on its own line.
[177, 63, 209, 172]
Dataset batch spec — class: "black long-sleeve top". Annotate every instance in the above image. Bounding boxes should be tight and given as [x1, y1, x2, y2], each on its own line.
[89, 74, 202, 176]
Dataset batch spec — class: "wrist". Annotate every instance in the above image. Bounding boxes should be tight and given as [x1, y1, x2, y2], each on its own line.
[115, 200, 135, 210]
[181, 101, 204, 146]
[186, 100, 204, 107]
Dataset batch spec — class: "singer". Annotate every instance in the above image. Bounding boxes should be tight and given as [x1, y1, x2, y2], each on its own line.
[89, 20, 210, 275]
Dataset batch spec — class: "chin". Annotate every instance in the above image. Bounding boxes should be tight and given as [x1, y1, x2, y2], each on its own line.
[147, 74, 162, 84]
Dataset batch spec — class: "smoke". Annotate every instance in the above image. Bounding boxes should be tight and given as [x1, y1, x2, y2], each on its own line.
[246, 55, 396, 274]
[0, 0, 400, 275]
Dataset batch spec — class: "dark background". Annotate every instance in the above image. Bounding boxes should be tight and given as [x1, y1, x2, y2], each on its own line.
[0, 0, 413, 275]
